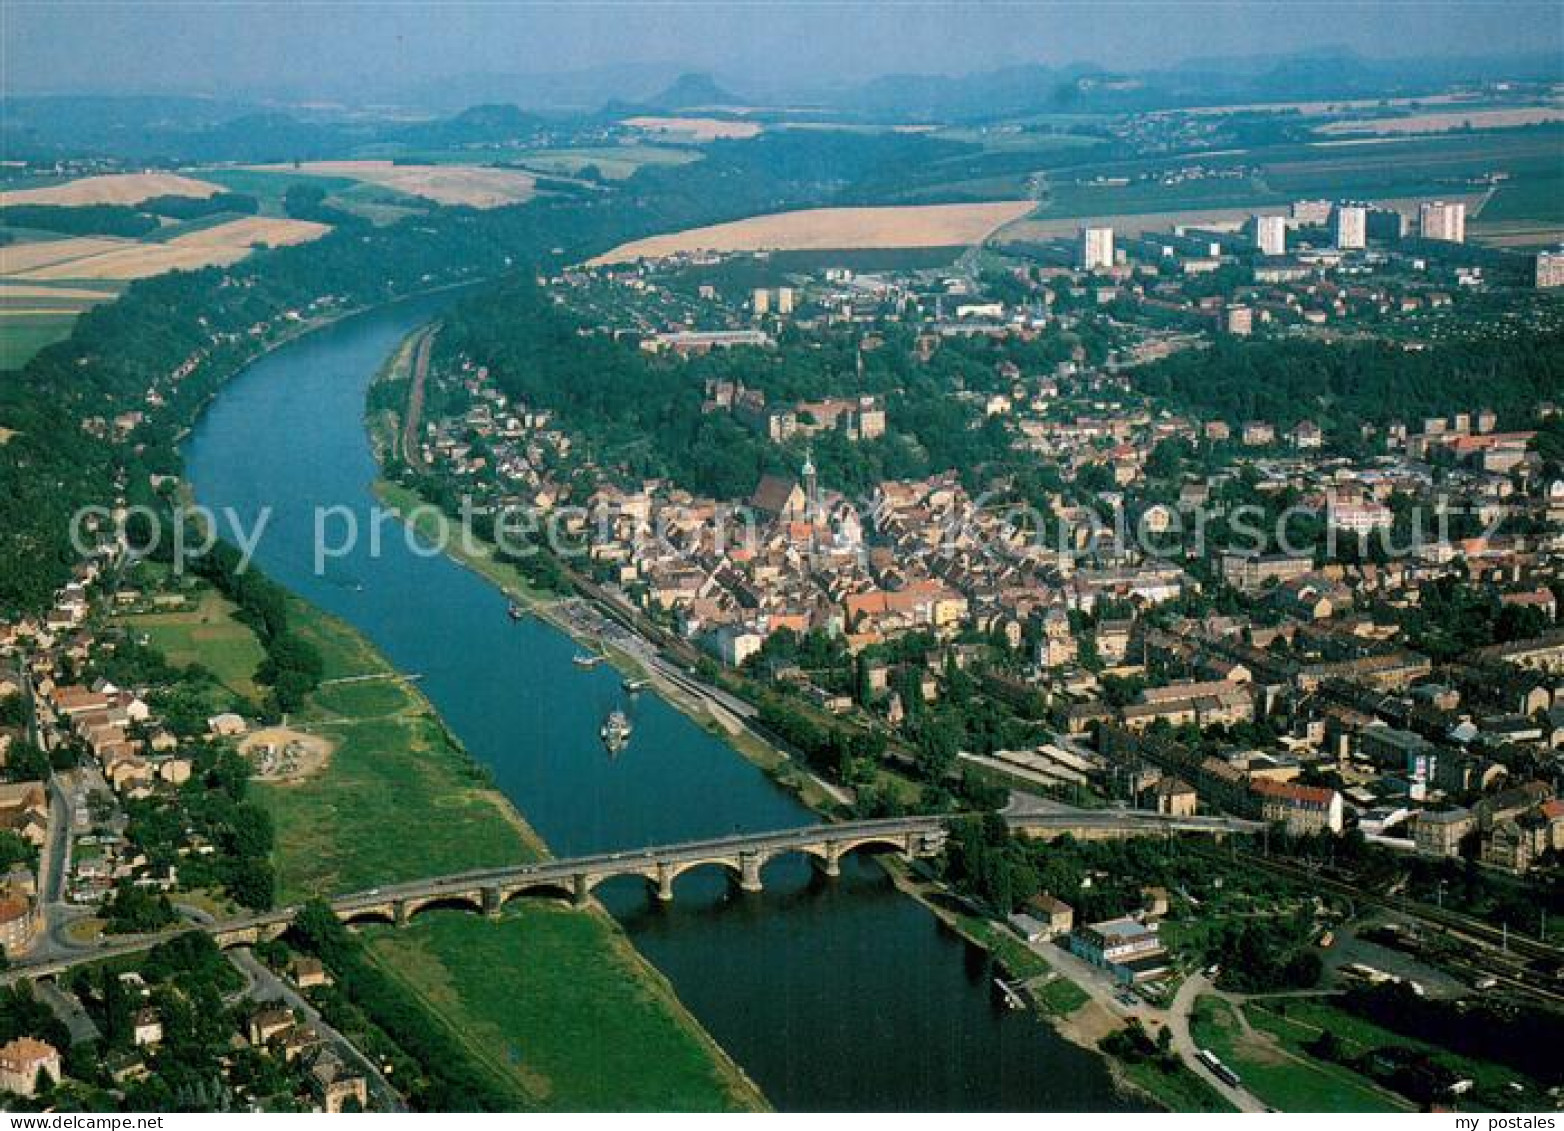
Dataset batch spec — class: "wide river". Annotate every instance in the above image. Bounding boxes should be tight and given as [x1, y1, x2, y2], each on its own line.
[185, 294, 1139, 1111]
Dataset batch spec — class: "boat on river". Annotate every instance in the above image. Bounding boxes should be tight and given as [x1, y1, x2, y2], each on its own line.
[573, 652, 604, 669]
[601, 709, 632, 753]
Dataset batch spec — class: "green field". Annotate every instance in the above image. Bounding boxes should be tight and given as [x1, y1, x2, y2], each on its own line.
[1036, 175, 1282, 219]
[1243, 997, 1540, 1111]
[364, 909, 762, 1110]
[120, 589, 268, 700]
[1479, 174, 1564, 224]
[195, 168, 361, 215]
[1190, 996, 1409, 1112]
[0, 312, 77, 369]
[513, 145, 701, 181]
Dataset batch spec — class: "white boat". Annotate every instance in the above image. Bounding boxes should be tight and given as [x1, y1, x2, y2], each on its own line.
[600, 710, 632, 753]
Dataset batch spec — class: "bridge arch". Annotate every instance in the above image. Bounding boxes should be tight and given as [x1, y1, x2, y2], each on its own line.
[823, 834, 911, 860]
[663, 856, 746, 888]
[401, 892, 486, 920]
[500, 878, 580, 905]
[337, 905, 397, 928]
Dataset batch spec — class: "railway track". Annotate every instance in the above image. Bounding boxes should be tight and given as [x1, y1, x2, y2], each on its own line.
[1194, 847, 1564, 1003]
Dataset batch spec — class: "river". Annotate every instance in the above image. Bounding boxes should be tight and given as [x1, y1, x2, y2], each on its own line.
[184, 294, 1140, 1111]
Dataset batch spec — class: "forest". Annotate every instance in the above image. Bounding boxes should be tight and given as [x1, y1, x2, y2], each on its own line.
[1134, 333, 1564, 436]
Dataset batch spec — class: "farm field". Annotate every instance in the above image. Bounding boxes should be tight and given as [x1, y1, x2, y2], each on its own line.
[0, 280, 120, 368]
[196, 167, 361, 212]
[0, 314, 74, 369]
[589, 200, 1034, 264]
[1317, 105, 1564, 136]
[0, 171, 224, 207]
[1, 216, 329, 282]
[511, 144, 700, 181]
[1469, 172, 1564, 246]
[623, 115, 763, 141]
[246, 160, 535, 208]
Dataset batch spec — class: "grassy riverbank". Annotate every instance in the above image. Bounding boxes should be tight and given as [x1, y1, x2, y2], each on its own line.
[256, 597, 766, 1109]
[257, 598, 538, 894]
[362, 909, 761, 1110]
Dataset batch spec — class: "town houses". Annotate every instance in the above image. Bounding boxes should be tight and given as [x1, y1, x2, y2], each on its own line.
[397, 243, 1564, 884]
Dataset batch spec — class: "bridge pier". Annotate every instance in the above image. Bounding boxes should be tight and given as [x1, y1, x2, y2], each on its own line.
[738, 851, 764, 894]
[816, 842, 842, 879]
[482, 885, 503, 919]
[651, 862, 675, 903]
[393, 899, 410, 928]
[572, 873, 591, 908]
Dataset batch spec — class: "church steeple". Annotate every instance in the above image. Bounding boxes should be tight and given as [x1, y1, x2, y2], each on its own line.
[802, 448, 819, 522]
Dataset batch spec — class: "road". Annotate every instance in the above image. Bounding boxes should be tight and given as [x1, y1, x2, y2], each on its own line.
[398, 325, 436, 472]
[34, 977, 100, 1046]
[38, 772, 72, 906]
[1165, 973, 1267, 1113]
[228, 948, 405, 1112]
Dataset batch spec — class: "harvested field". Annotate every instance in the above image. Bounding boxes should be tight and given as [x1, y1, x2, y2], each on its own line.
[1318, 106, 1564, 136]
[0, 171, 223, 207]
[590, 200, 1034, 264]
[5, 217, 329, 281]
[623, 115, 763, 141]
[0, 238, 128, 275]
[249, 160, 535, 208]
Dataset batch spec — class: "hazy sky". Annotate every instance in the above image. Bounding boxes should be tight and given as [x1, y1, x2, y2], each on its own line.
[7, 1, 1561, 101]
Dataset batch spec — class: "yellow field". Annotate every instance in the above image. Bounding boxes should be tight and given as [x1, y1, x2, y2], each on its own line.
[0, 238, 128, 274]
[3, 217, 329, 282]
[622, 116, 763, 141]
[1318, 106, 1564, 136]
[0, 172, 223, 207]
[248, 160, 536, 208]
[590, 200, 1034, 264]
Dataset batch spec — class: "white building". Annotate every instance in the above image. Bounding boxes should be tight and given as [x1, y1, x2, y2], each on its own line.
[1334, 204, 1367, 250]
[1224, 305, 1254, 336]
[1255, 214, 1287, 256]
[1291, 199, 1333, 225]
[1537, 249, 1564, 289]
[1080, 226, 1115, 271]
[1419, 200, 1466, 244]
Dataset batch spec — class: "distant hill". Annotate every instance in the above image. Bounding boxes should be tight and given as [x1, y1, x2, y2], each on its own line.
[396, 103, 545, 147]
[642, 72, 746, 111]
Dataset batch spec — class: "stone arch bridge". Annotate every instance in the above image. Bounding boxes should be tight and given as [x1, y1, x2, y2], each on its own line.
[203, 810, 1254, 949]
